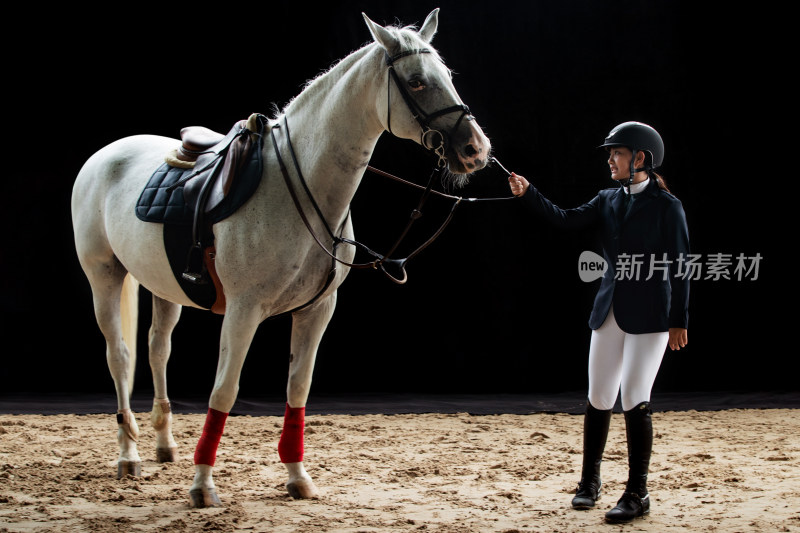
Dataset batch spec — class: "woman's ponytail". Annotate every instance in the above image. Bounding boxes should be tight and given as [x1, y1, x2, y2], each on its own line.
[652, 171, 671, 194]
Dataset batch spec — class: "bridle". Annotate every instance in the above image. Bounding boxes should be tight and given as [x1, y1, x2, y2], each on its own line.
[268, 46, 511, 289]
[384, 48, 472, 168]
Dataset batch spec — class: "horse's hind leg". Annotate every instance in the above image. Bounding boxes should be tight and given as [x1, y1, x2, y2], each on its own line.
[80, 256, 142, 478]
[281, 292, 338, 499]
[148, 296, 182, 463]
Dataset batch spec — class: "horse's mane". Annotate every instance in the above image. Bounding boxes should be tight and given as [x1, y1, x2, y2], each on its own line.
[273, 22, 444, 119]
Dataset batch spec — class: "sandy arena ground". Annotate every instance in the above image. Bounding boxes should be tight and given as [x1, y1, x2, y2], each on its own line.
[1, 409, 798, 532]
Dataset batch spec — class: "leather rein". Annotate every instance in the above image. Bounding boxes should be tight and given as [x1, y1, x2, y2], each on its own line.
[268, 48, 513, 285]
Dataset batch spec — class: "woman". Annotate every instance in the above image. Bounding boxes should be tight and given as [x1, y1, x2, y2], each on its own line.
[508, 121, 689, 523]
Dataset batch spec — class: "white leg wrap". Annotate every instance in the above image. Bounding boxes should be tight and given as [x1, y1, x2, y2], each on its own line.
[117, 408, 139, 443]
[150, 399, 171, 430]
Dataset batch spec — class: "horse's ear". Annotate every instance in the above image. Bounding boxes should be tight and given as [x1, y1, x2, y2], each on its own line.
[362, 13, 400, 53]
[418, 8, 439, 43]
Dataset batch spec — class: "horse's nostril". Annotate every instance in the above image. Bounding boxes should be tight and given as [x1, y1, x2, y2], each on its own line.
[464, 144, 477, 157]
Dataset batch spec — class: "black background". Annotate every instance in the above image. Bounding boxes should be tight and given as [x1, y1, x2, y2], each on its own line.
[3, 1, 793, 403]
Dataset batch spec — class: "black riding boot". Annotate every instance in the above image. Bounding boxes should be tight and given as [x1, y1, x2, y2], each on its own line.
[605, 401, 653, 523]
[571, 402, 612, 509]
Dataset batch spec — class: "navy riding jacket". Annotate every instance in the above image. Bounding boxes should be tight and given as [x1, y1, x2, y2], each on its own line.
[520, 178, 690, 334]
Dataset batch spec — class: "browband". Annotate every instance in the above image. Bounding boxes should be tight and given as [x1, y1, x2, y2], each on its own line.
[385, 48, 431, 65]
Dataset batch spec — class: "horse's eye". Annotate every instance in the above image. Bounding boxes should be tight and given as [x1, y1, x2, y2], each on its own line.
[408, 78, 425, 91]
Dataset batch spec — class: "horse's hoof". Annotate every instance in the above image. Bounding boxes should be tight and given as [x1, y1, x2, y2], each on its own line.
[189, 487, 222, 508]
[286, 479, 320, 499]
[156, 446, 178, 463]
[117, 460, 141, 479]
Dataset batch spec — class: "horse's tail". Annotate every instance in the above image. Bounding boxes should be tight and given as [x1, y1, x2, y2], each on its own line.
[120, 274, 140, 396]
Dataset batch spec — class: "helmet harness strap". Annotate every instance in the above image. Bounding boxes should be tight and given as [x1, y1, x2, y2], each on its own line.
[624, 150, 649, 193]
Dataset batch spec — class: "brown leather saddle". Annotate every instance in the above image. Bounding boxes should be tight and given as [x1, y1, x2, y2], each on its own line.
[136, 113, 267, 313]
[170, 113, 265, 223]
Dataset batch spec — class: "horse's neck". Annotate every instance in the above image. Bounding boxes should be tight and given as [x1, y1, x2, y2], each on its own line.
[280, 45, 385, 227]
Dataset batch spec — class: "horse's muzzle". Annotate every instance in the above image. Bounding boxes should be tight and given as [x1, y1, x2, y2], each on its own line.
[449, 122, 491, 174]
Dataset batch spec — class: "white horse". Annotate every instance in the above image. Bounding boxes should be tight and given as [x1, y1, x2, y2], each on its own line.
[71, 9, 490, 508]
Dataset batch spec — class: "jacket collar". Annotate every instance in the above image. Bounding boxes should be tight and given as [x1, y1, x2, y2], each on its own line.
[611, 177, 659, 222]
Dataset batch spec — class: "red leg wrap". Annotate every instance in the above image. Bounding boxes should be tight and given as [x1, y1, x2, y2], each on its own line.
[194, 408, 228, 466]
[278, 403, 305, 463]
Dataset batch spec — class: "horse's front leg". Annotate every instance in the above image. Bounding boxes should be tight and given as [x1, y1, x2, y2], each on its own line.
[282, 292, 338, 499]
[148, 296, 182, 463]
[189, 304, 262, 508]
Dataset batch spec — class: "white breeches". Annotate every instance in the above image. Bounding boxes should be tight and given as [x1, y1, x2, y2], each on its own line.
[587, 306, 669, 412]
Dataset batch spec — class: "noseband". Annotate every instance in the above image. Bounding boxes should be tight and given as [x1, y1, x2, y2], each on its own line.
[385, 49, 472, 167]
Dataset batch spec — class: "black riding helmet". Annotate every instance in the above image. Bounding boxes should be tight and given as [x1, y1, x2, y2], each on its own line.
[598, 121, 664, 189]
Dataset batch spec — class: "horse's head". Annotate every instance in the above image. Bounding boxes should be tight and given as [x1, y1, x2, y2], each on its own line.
[363, 9, 491, 180]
